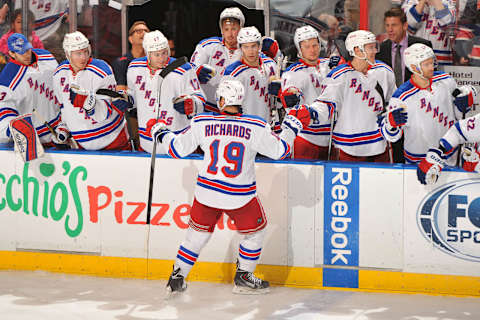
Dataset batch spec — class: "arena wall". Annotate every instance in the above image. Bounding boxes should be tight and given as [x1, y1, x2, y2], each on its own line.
[0, 148, 479, 296]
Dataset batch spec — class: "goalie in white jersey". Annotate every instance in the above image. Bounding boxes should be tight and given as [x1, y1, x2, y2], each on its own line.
[281, 25, 336, 160]
[146, 80, 311, 294]
[53, 31, 132, 151]
[310, 30, 397, 162]
[402, 0, 456, 65]
[222, 26, 277, 124]
[380, 43, 475, 165]
[417, 112, 480, 185]
[190, 7, 244, 113]
[128, 30, 206, 154]
[0, 33, 61, 146]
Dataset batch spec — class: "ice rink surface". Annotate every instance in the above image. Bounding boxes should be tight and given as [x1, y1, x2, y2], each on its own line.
[0, 270, 479, 320]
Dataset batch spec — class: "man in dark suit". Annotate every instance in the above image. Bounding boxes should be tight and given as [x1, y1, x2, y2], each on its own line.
[376, 7, 432, 163]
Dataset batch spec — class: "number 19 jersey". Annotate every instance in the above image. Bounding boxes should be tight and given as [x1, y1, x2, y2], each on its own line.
[161, 112, 295, 210]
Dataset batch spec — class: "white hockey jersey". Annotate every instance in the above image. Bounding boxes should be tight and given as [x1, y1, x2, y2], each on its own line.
[53, 58, 127, 150]
[440, 112, 480, 151]
[281, 58, 331, 146]
[15, 0, 72, 40]
[403, 0, 456, 65]
[190, 36, 242, 112]
[0, 49, 60, 144]
[310, 61, 396, 157]
[160, 113, 295, 210]
[381, 71, 462, 164]
[127, 57, 206, 154]
[222, 54, 277, 122]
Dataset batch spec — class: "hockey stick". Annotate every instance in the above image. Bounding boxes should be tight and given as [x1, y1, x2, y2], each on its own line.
[374, 82, 393, 163]
[333, 39, 352, 62]
[327, 107, 336, 161]
[32, 109, 79, 149]
[144, 56, 188, 277]
[146, 56, 187, 223]
[453, 88, 464, 167]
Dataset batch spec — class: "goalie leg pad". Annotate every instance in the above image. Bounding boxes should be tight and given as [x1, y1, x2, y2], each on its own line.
[9, 114, 44, 162]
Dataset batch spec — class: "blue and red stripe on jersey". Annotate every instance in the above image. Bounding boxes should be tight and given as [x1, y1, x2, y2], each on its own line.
[176, 245, 198, 266]
[71, 114, 124, 142]
[301, 123, 331, 136]
[196, 175, 257, 196]
[86, 64, 108, 78]
[193, 113, 267, 128]
[404, 146, 457, 164]
[328, 64, 354, 79]
[34, 10, 68, 31]
[238, 244, 261, 261]
[333, 130, 384, 146]
[9, 66, 27, 91]
[199, 37, 222, 48]
[36, 113, 61, 137]
[0, 108, 19, 121]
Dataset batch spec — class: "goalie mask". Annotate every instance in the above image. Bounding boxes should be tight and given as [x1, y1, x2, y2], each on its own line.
[63, 31, 91, 60]
[219, 7, 245, 30]
[404, 43, 436, 79]
[216, 80, 245, 114]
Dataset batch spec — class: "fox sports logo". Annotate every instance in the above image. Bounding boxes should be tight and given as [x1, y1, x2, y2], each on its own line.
[417, 179, 480, 262]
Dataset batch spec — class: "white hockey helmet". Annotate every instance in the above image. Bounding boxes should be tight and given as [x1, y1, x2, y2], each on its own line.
[63, 31, 90, 57]
[294, 25, 322, 58]
[143, 30, 169, 55]
[219, 7, 245, 30]
[404, 43, 435, 75]
[237, 26, 261, 46]
[216, 79, 245, 111]
[345, 30, 376, 57]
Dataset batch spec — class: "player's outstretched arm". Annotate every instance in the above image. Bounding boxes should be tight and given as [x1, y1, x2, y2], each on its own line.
[256, 105, 311, 160]
[147, 119, 199, 158]
[439, 113, 480, 152]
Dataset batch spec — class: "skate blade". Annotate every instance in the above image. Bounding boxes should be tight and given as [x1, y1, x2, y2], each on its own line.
[232, 285, 270, 295]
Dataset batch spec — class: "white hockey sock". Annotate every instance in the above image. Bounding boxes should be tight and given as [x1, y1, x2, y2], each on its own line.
[174, 227, 212, 278]
[237, 228, 266, 272]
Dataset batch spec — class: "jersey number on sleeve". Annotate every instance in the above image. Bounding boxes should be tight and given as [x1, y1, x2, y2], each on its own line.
[207, 139, 245, 177]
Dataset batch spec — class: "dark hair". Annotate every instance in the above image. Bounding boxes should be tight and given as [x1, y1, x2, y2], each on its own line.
[384, 7, 407, 24]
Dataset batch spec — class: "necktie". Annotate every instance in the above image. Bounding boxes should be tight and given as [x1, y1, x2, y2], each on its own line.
[394, 44, 402, 87]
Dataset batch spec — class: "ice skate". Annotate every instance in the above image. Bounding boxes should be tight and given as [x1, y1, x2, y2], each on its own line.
[233, 267, 270, 295]
[165, 266, 187, 299]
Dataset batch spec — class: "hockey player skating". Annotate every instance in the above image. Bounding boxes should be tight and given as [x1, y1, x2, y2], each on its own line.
[128, 30, 206, 154]
[53, 31, 132, 151]
[310, 30, 397, 162]
[146, 79, 311, 295]
[190, 7, 245, 113]
[417, 110, 480, 185]
[280, 25, 337, 160]
[0, 33, 63, 146]
[380, 43, 475, 164]
[402, 0, 456, 65]
[222, 26, 277, 123]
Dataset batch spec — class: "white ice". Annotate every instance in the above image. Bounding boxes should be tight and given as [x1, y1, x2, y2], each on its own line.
[0, 270, 479, 320]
